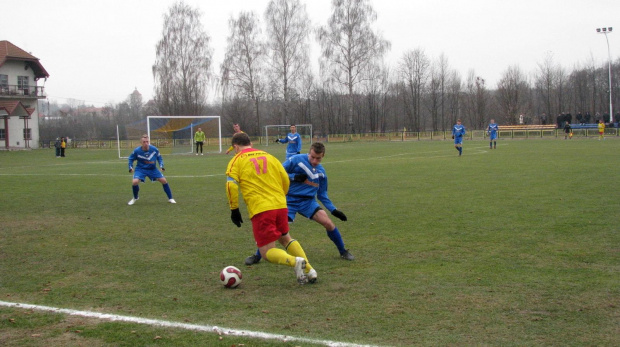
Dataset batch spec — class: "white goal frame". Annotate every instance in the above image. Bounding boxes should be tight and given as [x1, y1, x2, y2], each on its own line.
[148, 116, 222, 154]
[263, 124, 313, 147]
[117, 116, 222, 158]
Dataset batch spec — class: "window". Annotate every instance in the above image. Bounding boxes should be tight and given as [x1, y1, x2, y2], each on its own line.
[18, 76, 29, 95]
[0, 129, 5, 140]
[23, 128, 31, 140]
[0, 74, 7, 93]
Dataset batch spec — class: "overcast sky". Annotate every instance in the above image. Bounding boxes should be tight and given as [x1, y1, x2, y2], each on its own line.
[3, 0, 619, 106]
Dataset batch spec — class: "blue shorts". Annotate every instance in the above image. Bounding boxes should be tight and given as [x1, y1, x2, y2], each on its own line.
[489, 132, 497, 140]
[454, 136, 463, 145]
[134, 168, 164, 182]
[286, 196, 321, 222]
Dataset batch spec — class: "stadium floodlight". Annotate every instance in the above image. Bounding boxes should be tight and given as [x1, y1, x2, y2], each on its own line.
[596, 27, 614, 123]
[263, 124, 313, 147]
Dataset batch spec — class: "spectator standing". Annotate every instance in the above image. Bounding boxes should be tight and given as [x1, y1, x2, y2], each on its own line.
[54, 137, 61, 158]
[60, 137, 66, 157]
[563, 121, 573, 140]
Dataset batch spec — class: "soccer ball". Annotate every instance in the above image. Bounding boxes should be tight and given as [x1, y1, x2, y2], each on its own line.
[220, 266, 242, 288]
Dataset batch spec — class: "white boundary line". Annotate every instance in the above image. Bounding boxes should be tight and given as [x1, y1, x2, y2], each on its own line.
[0, 301, 383, 347]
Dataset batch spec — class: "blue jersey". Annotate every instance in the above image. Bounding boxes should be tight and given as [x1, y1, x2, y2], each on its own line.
[128, 145, 164, 171]
[278, 132, 302, 158]
[282, 153, 336, 213]
[452, 124, 466, 138]
[487, 123, 499, 140]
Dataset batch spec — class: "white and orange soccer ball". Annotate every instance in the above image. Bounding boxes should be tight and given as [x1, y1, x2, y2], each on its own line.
[220, 266, 242, 288]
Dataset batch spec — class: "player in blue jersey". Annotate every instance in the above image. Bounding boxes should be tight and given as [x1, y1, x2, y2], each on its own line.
[245, 142, 354, 265]
[127, 134, 176, 205]
[274, 124, 302, 159]
[487, 119, 498, 149]
[452, 119, 466, 156]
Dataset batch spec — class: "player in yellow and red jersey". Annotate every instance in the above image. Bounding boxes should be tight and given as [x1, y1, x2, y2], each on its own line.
[225, 132, 317, 284]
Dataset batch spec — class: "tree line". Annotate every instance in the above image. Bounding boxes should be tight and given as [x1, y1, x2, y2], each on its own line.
[41, 0, 619, 142]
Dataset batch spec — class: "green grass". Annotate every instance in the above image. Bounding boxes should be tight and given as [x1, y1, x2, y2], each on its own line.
[1, 139, 618, 346]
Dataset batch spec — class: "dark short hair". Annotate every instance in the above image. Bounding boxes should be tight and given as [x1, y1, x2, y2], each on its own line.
[310, 142, 325, 155]
[232, 132, 251, 146]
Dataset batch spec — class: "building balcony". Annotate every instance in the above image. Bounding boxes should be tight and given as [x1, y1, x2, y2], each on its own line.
[0, 85, 46, 99]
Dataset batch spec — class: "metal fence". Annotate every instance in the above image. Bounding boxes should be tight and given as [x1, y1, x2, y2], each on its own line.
[41, 128, 618, 149]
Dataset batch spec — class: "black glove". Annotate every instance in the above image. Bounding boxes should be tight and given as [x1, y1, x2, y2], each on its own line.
[231, 208, 243, 227]
[451, 135, 455, 139]
[129, 168, 133, 173]
[274, 138, 279, 143]
[296, 152, 300, 154]
[293, 174, 308, 182]
[161, 167, 165, 171]
[331, 209, 347, 221]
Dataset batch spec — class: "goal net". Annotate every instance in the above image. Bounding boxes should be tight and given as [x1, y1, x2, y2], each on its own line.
[117, 116, 222, 158]
[263, 124, 313, 148]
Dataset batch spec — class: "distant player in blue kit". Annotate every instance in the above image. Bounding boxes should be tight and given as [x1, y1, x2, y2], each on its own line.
[452, 119, 466, 156]
[245, 142, 354, 265]
[487, 119, 498, 149]
[127, 134, 176, 205]
[274, 124, 302, 159]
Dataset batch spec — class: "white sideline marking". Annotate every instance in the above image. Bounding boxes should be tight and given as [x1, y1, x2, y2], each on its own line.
[0, 301, 382, 347]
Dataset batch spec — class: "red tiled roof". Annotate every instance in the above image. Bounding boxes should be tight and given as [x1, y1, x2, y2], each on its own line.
[0, 40, 50, 79]
[0, 100, 30, 116]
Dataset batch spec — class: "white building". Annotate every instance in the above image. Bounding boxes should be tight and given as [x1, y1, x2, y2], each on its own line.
[0, 40, 49, 150]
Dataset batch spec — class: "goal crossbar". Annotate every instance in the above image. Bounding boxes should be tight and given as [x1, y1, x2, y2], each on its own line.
[117, 116, 222, 158]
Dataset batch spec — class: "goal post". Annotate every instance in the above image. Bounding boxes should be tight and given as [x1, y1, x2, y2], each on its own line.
[263, 124, 313, 147]
[117, 116, 222, 158]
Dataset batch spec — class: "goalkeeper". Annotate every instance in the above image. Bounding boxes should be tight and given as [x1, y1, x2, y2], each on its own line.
[245, 142, 354, 265]
[274, 124, 302, 159]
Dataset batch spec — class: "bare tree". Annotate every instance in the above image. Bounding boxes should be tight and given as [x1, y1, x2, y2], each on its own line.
[426, 63, 441, 131]
[398, 48, 429, 132]
[221, 11, 266, 132]
[264, 0, 311, 125]
[444, 70, 462, 131]
[153, 1, 213, 116]
[317, 0, 390, 133]
[496, 65, 531, 124]
[534, 52, 558, 120]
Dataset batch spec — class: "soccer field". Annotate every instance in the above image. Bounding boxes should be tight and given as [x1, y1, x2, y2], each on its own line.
[1, 139, 618, 346]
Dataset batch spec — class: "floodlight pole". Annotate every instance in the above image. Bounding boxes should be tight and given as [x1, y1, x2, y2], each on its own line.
[596, 27, 614, 124]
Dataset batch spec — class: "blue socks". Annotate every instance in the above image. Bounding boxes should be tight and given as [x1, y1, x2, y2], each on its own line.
[162, 183, 173, 199]
[132, 185, 139, 199]
[327, 227, 346, 254]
